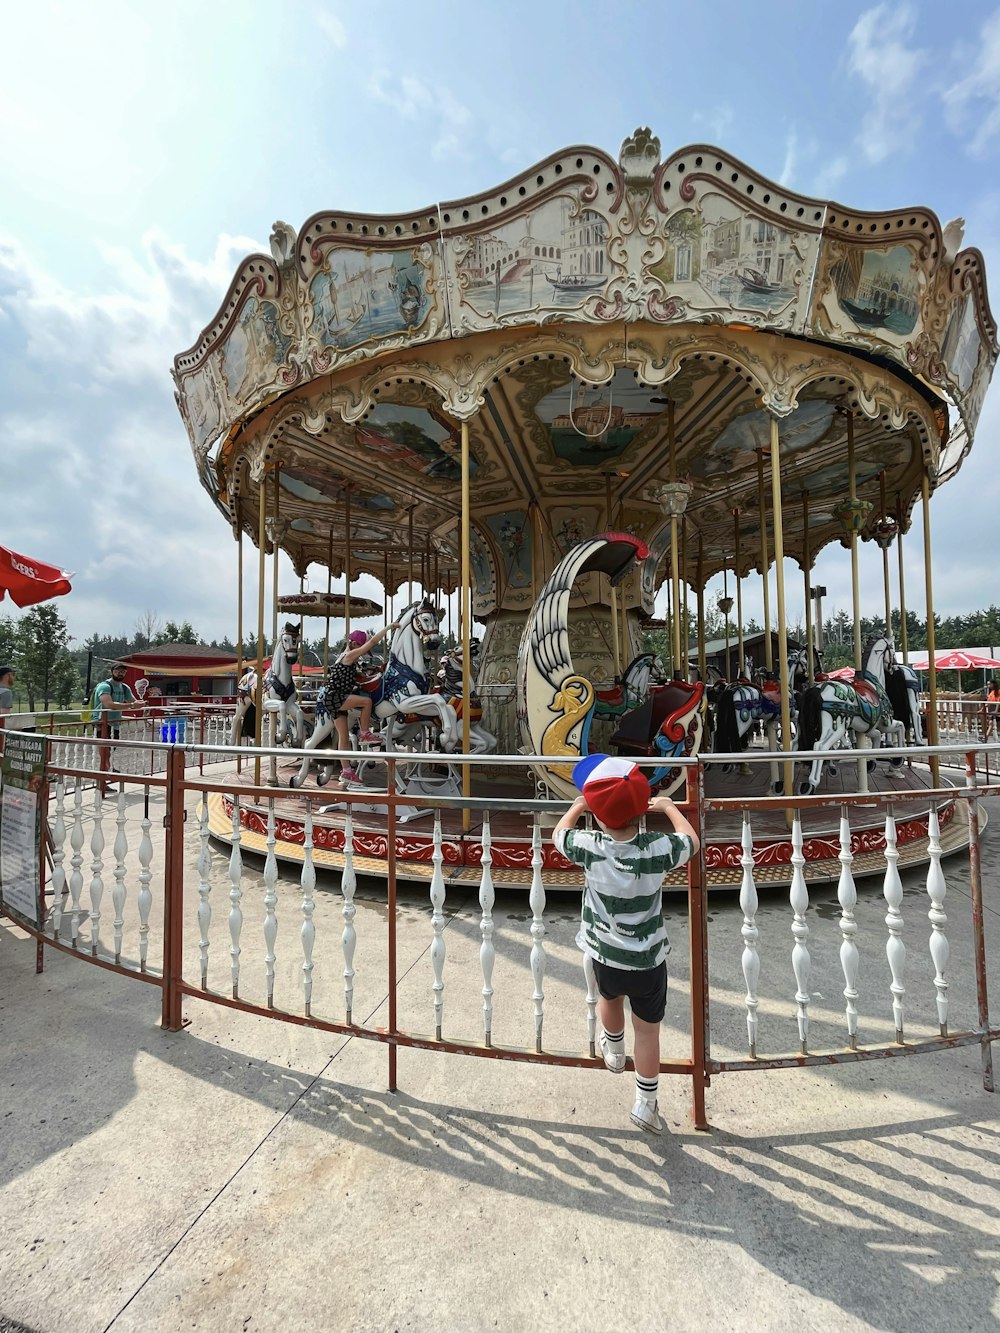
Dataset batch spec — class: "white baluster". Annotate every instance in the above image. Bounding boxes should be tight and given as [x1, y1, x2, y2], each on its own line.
[529, 816, 547, 1052]
[583, 952, 599, 1059]
[479, 813, 496, 1046]
[136, 796, 153, 973]
[838, 806, 860, 1049]
[301, 802, 316, 1017]
[68, 779, 85, 945]
[112, 786, 128, 964]
[228, 796, 244, 998]
[86, 787, 106, 955]
[926, 804, 950, 1036]
[49, 778, 66, 938]
[263, 800, 278, 1008]
[197, 791, 212, 989]
[883, 807, 906, 1043]
[342, 806, 357, 1023]
[740, 813, 760, 1059]
[789, 813, 811, 1055]
[429, 810, 446, 1039]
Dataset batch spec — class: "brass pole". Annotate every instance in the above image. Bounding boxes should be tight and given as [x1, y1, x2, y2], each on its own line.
[879, 471, 892, 637]
[682, 515, 690, 675]
[669, 400, 682, 673]
[461, 420, 472, 829]
[606, 473, 621, 676]
[271, 463, 281, 652]
[345, 487, 352, 639]
[922, 470, 940, 785]
[770, 418, 795, 805]
[254, 471, 267, 783]
[407, 507, 415, 606]
[756, 450, 773, 671]
[846, 413, 862, 670]
[802, 491, 813, 681]
[734, 509, 745, 679]
[529, 501, 538, 605]
[236, 509, 244, 676]
[324, 530, 333, 674]
[696, 532, 706, 681]
[896, 493, 909, 661]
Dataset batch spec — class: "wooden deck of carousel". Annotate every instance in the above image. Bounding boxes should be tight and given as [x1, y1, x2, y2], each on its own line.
[205, 752, 973, 892]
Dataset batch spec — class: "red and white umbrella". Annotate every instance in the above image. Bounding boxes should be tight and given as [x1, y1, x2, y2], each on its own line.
[908, 650, 1000, 671]
[823, 665, 857, 680]
[0, 544, 73, 608]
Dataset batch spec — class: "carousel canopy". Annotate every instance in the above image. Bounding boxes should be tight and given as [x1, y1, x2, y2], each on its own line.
[174, 129, 996, 617]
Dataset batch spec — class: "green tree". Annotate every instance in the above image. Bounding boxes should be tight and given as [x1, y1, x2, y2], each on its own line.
[52, 653, 81, 707]
[154, 620, 198, 645]
[0, 616, 18, 666]
[15, 605, 72, 710]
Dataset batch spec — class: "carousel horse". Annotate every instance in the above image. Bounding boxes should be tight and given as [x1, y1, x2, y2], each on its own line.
[795, 634, 907, 796]
[229, 666, 257, 745]
[434, 640, 497, 755]
[711, 680, 786, 794]
[593, 652, 668, 723]
[290, 598, 458, 789]
[262, 622, 306, 747]
[884, 656, 923, 744]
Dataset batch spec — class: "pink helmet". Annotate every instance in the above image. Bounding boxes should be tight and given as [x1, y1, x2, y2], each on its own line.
[348, 630, 367, 647]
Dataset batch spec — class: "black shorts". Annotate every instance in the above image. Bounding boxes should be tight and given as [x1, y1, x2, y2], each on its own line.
[592, 959, 667, 1024]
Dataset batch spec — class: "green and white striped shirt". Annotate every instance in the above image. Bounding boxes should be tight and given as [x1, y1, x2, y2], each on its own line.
[553, 827, 695, 971]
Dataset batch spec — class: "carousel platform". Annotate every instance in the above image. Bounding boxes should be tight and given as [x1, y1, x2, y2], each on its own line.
[205, 755, 973, 893]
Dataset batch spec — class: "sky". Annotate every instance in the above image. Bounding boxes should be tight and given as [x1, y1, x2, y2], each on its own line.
[2, 0, 1000, 650]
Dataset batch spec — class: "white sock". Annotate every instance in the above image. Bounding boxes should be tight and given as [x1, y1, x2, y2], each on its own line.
[635, 1073, 658, 1106]
[603, 1026, 625, 1049]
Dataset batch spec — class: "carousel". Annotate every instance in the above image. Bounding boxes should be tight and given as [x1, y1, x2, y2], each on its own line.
[172, 129, 997, 888]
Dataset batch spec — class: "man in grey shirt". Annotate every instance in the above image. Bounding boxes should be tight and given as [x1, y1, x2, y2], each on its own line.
[0, 664, 14, 715]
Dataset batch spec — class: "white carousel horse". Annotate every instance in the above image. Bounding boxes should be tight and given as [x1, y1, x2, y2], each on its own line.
[289, 598, 458, 789]
[263, 622, 306, 747]
[593, 652, 668, 723]
[230, 667, 257, 745]
[794, 634, 907, 796]
[434, 640, 497, 755]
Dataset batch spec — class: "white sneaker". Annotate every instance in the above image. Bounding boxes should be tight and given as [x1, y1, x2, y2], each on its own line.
[630, 1098, 664, 1135]
[599, 1032, 626, 1073]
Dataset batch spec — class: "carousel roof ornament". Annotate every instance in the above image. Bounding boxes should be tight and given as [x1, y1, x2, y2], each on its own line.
[173, 129, 996, 600]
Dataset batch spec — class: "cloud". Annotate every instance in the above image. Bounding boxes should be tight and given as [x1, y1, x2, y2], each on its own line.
[847, 4, 928, 163]
[692, 106, 734, 143]
[942, 6, 1000, 155]
[778, 129, 798, 189]
[316, 6, 348, 49]
[367, 71, 472, 161]
[0, 227, 291, 643]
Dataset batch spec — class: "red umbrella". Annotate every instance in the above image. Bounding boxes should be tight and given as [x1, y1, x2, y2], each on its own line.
[823, 665, 857, 680]
[0, 544, 73, 608]
[908, 650, 1000, 671]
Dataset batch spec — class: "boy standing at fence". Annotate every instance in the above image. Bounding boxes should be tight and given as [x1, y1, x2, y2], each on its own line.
[552, 755, 699, 1135]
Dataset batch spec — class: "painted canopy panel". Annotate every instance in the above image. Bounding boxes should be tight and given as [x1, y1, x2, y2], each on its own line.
[174, 131, 996, 474]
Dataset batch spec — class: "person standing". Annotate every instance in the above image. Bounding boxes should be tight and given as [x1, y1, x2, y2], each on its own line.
[552, 754, 699, 1135]
[987, 679, 1000, 741]
[0, 664, 15, 716]
[91, 662, 141, 739]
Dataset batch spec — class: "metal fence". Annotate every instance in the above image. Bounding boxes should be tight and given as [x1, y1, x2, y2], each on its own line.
[1, 725, 996, 1131]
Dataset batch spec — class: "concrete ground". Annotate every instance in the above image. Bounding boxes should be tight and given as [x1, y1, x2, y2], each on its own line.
[1, 783, 999, 1333]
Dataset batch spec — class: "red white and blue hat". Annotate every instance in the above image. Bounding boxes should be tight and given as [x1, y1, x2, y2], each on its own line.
[572, 753, 651, 828]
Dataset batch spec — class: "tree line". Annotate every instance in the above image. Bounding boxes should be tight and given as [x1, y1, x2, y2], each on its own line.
[6, 601, 1000, 713]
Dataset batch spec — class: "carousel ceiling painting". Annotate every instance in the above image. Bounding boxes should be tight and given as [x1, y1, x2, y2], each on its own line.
[174, 129, 997, 614]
